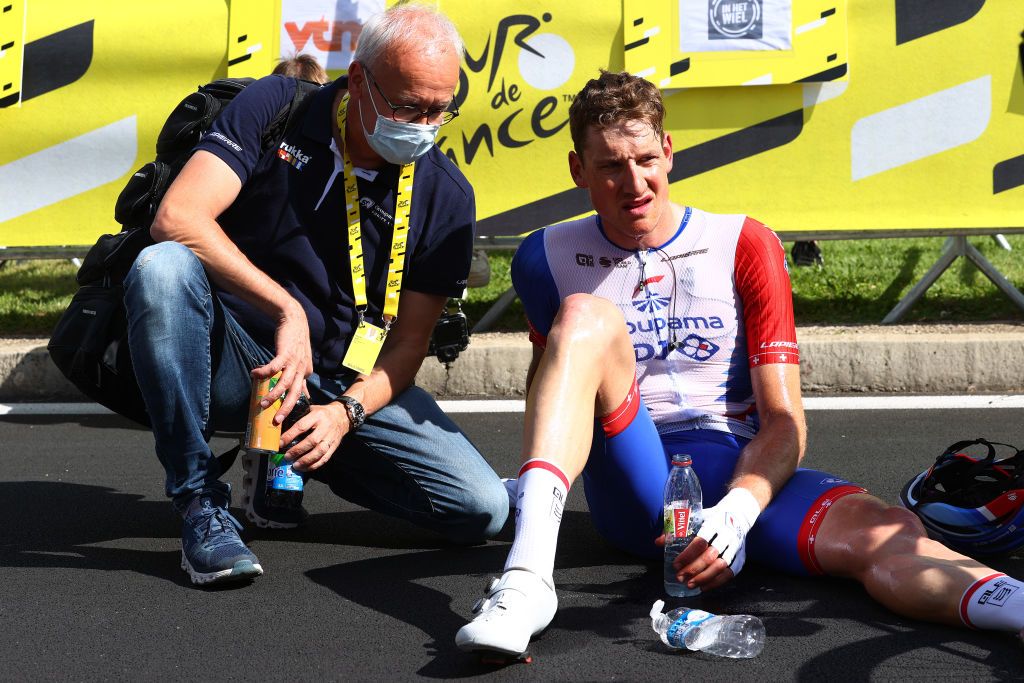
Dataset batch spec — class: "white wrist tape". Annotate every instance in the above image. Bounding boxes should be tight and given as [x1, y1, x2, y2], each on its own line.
[695, 488, 762, 575]
[721, 487, 762, 528]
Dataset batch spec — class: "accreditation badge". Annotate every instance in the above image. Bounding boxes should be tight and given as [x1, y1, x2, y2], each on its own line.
[342, 320, 387, 375]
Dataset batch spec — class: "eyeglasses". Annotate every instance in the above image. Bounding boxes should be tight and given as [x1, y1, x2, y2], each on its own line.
[362, 65, 459, 126]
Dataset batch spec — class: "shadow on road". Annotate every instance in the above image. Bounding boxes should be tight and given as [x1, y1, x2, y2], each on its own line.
[2, 476, 1020, 678]
[0, 480, 184, 584]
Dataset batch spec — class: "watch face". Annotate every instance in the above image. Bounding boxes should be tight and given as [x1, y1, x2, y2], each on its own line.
[341, 397, 365, 427]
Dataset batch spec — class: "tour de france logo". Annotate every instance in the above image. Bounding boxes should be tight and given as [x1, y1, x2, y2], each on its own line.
[708, 0, 763, 40]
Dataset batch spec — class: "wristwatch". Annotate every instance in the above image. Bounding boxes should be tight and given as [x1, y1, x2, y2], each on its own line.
[335, 395, 366, 430]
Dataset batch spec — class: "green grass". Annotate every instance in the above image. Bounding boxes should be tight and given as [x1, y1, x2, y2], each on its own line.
[0, 259, 79, 336]
[787, 235, 1024, 325]
[4, 234, 1024, 337]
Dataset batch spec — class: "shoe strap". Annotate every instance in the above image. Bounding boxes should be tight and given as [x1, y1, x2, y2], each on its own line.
[471, 574, 530, 614]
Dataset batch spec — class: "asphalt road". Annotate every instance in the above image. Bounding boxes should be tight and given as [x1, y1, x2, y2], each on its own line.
[1, 404, 1022, 681]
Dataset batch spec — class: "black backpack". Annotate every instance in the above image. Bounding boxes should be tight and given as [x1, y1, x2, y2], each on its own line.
[48, 77, 322, 425]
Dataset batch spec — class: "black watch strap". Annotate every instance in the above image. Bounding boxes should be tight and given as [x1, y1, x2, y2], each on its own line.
[335, 395, 366, 430]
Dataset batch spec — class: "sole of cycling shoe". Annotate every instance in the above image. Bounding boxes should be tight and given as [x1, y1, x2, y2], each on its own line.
[240, 451, 306, 530]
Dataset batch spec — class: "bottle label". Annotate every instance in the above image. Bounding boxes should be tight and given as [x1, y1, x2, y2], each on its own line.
[268, 455, 303, 492]
[666, 609, 713, 648]
[664, 505, 691, 538]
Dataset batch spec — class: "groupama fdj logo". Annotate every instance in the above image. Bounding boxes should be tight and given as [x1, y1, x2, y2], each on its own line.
[438, 13, 576, 168]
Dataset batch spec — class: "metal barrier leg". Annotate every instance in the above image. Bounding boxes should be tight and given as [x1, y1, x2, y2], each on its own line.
[881, 237, 962, 324]
[963, 239, 1024, 313]
[471, 286, 518, 334]
[882, 236, 1024, 323]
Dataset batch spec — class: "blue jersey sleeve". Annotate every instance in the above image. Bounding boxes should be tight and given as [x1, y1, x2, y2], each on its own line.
[511, 228, 560, 340]
[194, 74, 295, 184]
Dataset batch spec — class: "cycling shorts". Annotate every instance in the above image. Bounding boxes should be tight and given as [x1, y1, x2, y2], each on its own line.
[582, 395, 866, 575]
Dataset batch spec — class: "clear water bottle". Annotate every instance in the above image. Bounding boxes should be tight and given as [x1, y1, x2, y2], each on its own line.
[649, 599, 765, 658]
[663, 455, 703, 597]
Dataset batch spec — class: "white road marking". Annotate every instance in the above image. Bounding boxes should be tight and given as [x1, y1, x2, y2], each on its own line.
[2, 395, 1024, 416]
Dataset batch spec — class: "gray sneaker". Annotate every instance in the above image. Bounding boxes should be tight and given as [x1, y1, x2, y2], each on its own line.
[180, 494, 263, 586]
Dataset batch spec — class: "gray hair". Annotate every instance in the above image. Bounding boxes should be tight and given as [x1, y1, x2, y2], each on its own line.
[353, 3, 464, 68]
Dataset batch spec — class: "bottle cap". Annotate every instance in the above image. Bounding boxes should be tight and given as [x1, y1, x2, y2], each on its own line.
[670, 454, 692, 467]
[649, 599, 666, 632]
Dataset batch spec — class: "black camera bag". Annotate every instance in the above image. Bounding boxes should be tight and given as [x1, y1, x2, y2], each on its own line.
[48, 77, 322, 424]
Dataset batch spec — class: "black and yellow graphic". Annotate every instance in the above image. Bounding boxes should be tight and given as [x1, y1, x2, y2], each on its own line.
[894, 0, 984, 46]
[21, 20, 92, 102]
[622, 0, 848, 89]
[0, 3, 227, 245]
[994, 155, 1024, 195]
[0, 0, 26, 108]
[227, 0, 279, 78]
[1, 1, 1022, 247]
[454, 0, 1022, 236]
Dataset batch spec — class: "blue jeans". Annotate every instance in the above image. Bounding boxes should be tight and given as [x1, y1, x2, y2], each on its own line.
[124, 242, 508, 543]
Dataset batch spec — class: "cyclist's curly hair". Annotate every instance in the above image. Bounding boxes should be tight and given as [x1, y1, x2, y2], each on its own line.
[568, 70, 665, 158]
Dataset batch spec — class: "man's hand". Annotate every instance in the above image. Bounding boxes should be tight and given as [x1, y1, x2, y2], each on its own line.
[669, 488, 762, 591]
[279, 402, 350, 473]
[252, 302, 313, 424]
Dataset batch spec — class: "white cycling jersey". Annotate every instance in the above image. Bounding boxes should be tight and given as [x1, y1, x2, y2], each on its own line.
[511, 207, 799, 439]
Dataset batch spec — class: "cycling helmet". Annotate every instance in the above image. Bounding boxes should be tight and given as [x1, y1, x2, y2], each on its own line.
[900, 438, 1024, 556]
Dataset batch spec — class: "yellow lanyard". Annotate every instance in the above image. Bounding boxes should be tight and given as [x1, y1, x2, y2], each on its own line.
[337, 94, 414, 326]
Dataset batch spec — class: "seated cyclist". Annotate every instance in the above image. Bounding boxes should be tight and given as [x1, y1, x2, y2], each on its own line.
[455, 70, 1024, 656]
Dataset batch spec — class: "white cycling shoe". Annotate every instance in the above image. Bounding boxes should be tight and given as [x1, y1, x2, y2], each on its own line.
[455, 568, 558, 655]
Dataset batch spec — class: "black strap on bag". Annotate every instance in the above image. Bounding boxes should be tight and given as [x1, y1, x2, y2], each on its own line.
[114, 77, 322, 233]
[48, 77, 323, 429]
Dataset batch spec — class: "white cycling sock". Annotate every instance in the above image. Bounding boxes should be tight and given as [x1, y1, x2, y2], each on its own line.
[959, 573, 1024, 631]
[503, 459, 570, 582]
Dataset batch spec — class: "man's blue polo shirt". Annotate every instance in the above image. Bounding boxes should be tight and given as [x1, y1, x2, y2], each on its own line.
[194, 75, 475, 378]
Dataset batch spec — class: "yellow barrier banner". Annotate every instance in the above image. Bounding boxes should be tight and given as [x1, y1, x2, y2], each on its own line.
[448, 1, 1024, 236]
[0, 1, 226, 246]
[0, 1, 1022, 246]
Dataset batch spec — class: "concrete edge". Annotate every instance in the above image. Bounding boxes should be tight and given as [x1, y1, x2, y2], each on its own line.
[4, 329, 1024, 401]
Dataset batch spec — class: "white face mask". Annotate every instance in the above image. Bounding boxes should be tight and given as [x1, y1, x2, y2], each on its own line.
[359, 84, 440, 165]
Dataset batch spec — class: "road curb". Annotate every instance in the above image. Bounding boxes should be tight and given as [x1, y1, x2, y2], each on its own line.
[2, 325, 1023, 402]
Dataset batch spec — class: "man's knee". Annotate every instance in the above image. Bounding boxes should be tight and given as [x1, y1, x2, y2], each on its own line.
[549, 294, 628, 349]
[444, 479, 509, 544]
[822, 496, 929, 575]
[125, 241, 205, 307]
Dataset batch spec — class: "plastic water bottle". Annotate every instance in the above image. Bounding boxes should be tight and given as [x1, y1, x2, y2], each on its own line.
[267, 452, 304, 509]
[649, 600, 765, 658]
[266, 395, 310, 509]
[663, 455, 703, 597]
